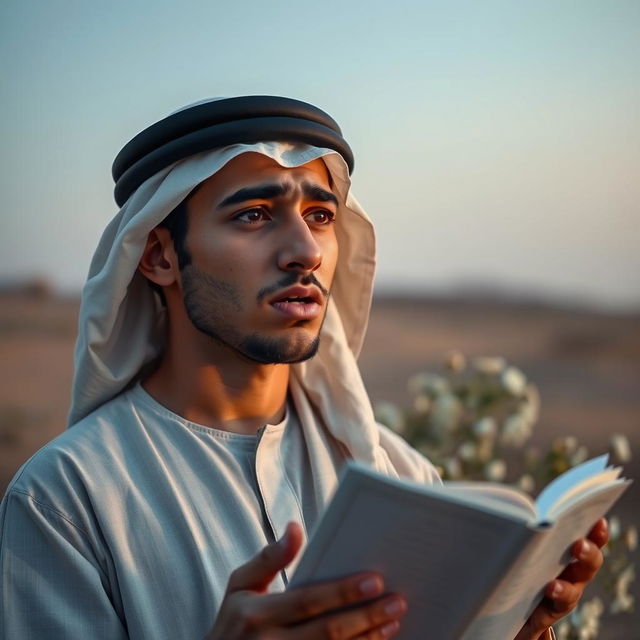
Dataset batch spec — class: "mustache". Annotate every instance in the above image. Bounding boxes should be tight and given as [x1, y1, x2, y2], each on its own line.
[257, 272, 329, 303]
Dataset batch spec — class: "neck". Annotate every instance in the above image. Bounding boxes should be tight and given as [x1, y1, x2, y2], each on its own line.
[143, 319, 289, 435]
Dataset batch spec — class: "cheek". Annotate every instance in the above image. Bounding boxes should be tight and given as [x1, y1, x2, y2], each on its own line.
[188, 235, 271, 301]
[320, 236, 339, 282]
[190, 234, 245, 276]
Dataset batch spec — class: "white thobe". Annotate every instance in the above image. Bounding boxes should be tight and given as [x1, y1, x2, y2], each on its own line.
[0, 384, 438, 640]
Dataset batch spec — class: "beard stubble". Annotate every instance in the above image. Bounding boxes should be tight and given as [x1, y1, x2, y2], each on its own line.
[181, 265, 323, 364]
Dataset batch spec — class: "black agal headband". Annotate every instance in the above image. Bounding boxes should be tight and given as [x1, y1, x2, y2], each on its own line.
[112, 96, 354, 207]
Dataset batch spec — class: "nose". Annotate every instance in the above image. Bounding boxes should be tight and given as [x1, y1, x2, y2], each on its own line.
[277, 216, 323, 273]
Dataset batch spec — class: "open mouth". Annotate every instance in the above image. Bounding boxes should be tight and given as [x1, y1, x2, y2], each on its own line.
[269, 290, 322, 320]
[267, 285, 324, 320]
[277, 296, 316, 304]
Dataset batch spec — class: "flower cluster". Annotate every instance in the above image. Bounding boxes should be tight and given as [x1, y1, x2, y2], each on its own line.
[374, 351, 636, 638]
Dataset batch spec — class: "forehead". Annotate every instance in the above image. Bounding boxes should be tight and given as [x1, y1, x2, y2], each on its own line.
[189, 153, 333, 208]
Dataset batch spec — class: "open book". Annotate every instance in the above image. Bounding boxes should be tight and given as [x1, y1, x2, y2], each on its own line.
[289, 456, 630, 640]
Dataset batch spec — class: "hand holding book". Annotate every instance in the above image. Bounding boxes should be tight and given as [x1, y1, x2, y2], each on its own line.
[290, 456, 629, 640]
[514, 518, 608, 640]
[204, 522, 408, 639]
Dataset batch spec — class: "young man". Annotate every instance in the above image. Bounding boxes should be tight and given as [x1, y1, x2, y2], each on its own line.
[0, 97, 606, 640]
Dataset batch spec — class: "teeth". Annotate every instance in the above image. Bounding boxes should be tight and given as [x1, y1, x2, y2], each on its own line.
[274, 295, 316, 303]
[283, 297, 312, 303]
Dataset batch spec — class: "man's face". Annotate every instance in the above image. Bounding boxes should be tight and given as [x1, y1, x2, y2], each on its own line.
[177, 153, 339, 364]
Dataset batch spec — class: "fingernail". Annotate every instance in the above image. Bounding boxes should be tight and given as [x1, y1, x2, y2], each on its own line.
[384, 598, 405, 616]
[551, 582, 563, 598]
[381, 620, 400, 637]
[359, 577, 382, 597]
[579, 540, 591, 559]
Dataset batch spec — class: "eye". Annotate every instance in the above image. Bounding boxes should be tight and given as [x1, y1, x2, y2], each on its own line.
[305, 209, 336, 225]
[233, 207, 270, 225]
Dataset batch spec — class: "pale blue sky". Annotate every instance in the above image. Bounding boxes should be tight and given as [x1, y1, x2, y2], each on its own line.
[1, 1, 638, 309]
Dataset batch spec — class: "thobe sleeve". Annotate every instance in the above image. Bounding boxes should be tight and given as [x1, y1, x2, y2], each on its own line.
[0, 489, 127, 640]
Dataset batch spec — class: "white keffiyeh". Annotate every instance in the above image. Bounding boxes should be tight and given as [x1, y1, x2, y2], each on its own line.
[69, 134, 436, 483]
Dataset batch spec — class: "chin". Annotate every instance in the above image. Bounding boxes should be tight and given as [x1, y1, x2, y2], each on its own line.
[238, 333, 321, 364]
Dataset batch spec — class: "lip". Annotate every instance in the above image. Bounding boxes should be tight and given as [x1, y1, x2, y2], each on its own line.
[268, 286, 323, 306]
[268, 286, 323, 320]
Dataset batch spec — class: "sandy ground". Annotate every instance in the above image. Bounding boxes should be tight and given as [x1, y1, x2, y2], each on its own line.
[1, 291, 638, 636]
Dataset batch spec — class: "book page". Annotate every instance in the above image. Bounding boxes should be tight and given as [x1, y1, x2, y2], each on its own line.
[535, 455, 609, 520]
[444, 481, 536, 521]
[546, 469, 622, 520]
[462, 479, 630, 640]
[291, 465, 533, 639]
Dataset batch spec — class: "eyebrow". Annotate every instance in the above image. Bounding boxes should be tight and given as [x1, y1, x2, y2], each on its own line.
[217, 181, 338, 209]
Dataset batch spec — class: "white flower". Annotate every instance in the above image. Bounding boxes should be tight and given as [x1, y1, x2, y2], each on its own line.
[443, 456, 462, 479]
[472, 356, 506, 376]
[624, 525, 638, 552]
[472, 417, 497, 441]
[610, 565, 635, 613]
[484, 459, 507, 482]
[473, 417, 498, 461]
[516, 474, 535, 494]
[501, 366, 527, 396]
[570, 445, 589, 466]
[500, 414, 532, 447]
[517, 384, 540, 424]
[430, 393, 463, 435]
[413, 394, 431, 414]
[610, 434, 632, 463]
[555, 620, 570, 640]
[577, 597, 604, 639]
[586, 597, 604, 617]
[609, 516, 621, 541]
[444, 350, 466, 373]
[408, 372, 449, 397]
[457, 441, 477, 462]
[374, 402, 405, 434]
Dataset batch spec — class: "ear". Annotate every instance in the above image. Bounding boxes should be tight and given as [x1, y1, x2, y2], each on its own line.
[138, 227, 179, 288]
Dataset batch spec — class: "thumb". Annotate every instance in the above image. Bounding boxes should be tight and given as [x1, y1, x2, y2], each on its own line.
[226, 522, 303, 594]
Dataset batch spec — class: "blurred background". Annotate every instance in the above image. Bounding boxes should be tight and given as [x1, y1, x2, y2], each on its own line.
[1, 1, 638, 636]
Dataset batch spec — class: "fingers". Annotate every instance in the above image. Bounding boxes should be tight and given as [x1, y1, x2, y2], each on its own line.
[356, 620, 402, 639]
[521, 579, 582, 635]
[545, 579, 582, 614]
[287, 592, 407, 639]
[558, 538, 604, 584]
[519, 520, 608, 639]
[587, 518, 609, 548]
[227, 522, 304, 593]
[221, 525, 408, 638]
[223, 569, 406, 638]
[255, 572, 386, 625]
